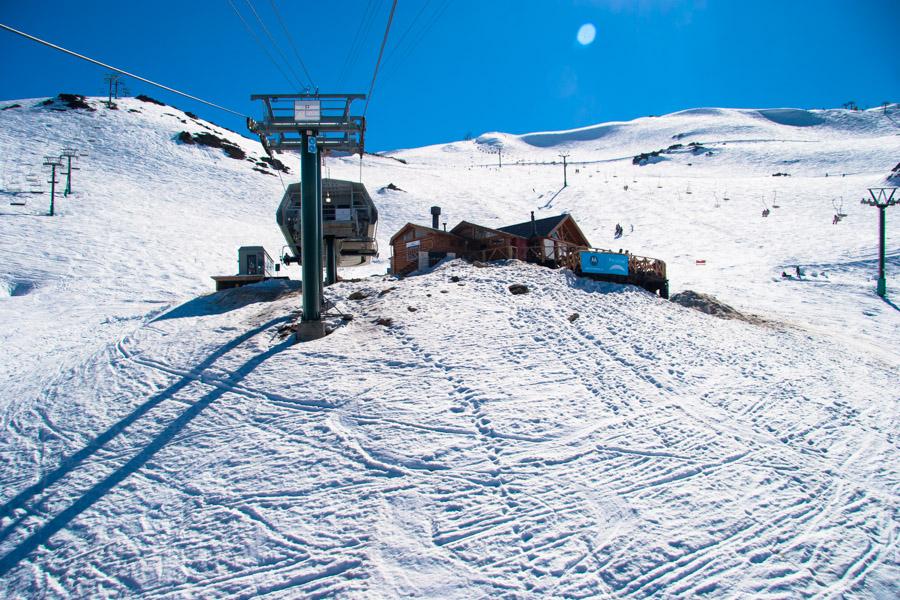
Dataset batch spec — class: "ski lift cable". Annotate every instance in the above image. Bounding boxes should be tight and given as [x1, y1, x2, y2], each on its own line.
[337, 0, 382, 88]
[352, 0, 389, 81]
[380, 0, 432, 70]
[242, 0, 309, 90]
[337, 0, 378, 86]
[0, 22, 249, 118]
[396, 0, 452, 74]
[267, 0, 315, 90]
[226, 0, 301, 91]
[363, 0, 398, 118]
[379, 0, 451, 86]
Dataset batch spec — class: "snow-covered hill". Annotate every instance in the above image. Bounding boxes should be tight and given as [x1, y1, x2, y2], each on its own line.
[1, 96, 898, 597]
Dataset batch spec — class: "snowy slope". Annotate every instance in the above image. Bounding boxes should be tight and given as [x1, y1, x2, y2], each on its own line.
[1, 97, 898, 597]
[0, 96, 295, 416]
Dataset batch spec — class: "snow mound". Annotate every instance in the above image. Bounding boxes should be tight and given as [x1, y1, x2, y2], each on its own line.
[518, 122, 624, 147]
[157, 279, 301, 321]
[668, 107, 734, 118]
[473, 132, 508, 147]
[670, 289, 766, 324]
[757, 108, 826, 127]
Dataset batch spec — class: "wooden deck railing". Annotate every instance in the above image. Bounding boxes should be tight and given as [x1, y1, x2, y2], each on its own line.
[464, 241, 666, 283]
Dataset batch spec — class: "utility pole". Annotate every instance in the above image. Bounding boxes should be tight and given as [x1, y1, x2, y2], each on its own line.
[497, 145, 503, 169]
[60, 147, 79, 196]
[861, 187, 898, 297]
[559, 153, 570, 187]
[104, 73, 121, 107]
[42, 156, 62, 216]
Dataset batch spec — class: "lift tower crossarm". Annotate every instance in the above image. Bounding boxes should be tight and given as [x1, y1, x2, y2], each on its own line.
[249, 94, 366, 157]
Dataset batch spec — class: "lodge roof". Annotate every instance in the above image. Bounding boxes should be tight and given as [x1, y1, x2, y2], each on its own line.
[389, 222, 464, 244]
[450, 221, 523, 239]
[497, 214, 569, 238]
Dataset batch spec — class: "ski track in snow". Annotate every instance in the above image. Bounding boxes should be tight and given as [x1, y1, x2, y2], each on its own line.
[1, 97, 899, 597]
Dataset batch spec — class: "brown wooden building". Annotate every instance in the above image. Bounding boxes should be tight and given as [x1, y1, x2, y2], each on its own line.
[450, 221, 528, 261]
[390, 212, 593, 275]
[390, 223, 468, 275]
[389, 211, 669, 297]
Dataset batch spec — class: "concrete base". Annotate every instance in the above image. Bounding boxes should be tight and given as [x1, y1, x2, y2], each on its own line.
[294, 320, 326, 342]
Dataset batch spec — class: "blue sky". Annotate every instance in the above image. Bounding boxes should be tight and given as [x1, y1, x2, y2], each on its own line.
[1, 0, 897, 151]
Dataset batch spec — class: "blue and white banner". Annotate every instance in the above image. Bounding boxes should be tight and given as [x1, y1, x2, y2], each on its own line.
[580, 251, 629, 276]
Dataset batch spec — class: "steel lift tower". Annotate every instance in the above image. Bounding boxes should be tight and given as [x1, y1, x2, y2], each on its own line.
[861, 187, 898, 297]
[248, 93, 365, 339]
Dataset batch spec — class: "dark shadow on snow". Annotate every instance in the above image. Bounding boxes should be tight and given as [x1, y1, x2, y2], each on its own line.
[882, 296, 900, 312]
[564, 269, 633, 296]
[154, 280, 301, 321]
[0, 316, 291, 576]
[540, 186, 566, 210]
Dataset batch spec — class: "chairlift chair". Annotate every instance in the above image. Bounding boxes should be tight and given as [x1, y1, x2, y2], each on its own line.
[832, 197, 847, 217]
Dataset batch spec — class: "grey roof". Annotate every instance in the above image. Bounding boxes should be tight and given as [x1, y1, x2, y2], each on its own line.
[390, 222, 464, 243]
[497, 214, 568, 238]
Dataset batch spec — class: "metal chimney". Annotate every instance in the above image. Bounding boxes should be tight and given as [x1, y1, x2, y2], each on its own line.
[530, 211, 537, 237]
[431, 206, 441, 229]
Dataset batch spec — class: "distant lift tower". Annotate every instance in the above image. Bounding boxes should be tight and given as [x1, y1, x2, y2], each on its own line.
[61, 147, 79, 196]
[861, 187, 898, 297]
[248, 93, 366, 337]
[42, 155, 63, 216]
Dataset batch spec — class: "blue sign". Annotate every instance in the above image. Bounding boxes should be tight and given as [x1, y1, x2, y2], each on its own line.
[580, 251, 629, 276]
[308, 136, 317, 154]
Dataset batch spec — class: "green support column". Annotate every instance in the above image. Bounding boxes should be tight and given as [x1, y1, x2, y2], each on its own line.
[325, 236, 337, 286]
[64, 156, 72, 196]
[300, 131, 322, 321]
[49, 165, 57, 216]
[317, 153, 324, 277]
[877, 206, 886, 297]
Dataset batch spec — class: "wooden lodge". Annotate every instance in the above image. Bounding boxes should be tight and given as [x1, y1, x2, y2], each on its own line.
[390, 212, 590, 275]
[389, 209, 670, 297]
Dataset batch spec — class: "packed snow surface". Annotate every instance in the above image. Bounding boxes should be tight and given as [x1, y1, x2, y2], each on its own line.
[1, 96, 898, 597]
